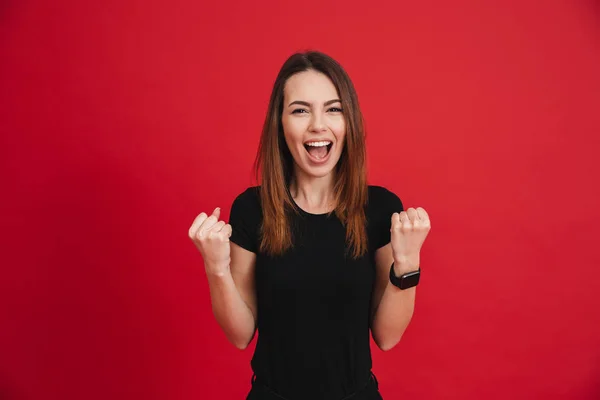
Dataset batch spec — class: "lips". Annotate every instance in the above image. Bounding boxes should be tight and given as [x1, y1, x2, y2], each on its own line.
[304, 141, 333, 164]
[303, 142, 333, 152]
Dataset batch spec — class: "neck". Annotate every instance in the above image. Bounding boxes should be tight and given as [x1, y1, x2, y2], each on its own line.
[289, 168, 336, 214]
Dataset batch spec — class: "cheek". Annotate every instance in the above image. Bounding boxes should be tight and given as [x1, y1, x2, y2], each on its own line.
[282, 117, 305, 144]
[332, 120, 346, 142]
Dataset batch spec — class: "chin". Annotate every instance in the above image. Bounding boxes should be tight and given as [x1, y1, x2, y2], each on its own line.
[296, 154, 342, 179]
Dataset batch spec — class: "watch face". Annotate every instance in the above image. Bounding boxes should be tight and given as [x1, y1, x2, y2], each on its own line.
[400, 270, 420, 289]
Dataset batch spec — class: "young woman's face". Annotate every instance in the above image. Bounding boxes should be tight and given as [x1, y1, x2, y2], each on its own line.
[281, 70, 346, 180]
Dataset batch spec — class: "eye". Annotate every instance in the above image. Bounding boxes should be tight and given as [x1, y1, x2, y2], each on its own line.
[328, 107, 343, 113]
[291, 109, 308, 114]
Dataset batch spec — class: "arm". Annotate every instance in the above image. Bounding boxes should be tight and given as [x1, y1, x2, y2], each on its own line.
[206, 242, 257, 350]
[370, 243, 418, 351]
[371, 206, 430, 351]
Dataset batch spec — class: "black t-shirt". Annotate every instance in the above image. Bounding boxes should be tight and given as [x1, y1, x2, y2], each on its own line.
[229, 185, 403, 400]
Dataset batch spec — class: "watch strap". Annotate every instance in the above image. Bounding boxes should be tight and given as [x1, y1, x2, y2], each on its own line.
[389, 262, 421, 290]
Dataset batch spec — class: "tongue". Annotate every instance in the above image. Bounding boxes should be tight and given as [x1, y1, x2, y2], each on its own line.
[308, 146, 328, 160]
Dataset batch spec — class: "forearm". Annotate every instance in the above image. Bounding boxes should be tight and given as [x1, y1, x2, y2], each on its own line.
[205, 263, 256, 350]
[371, 258, 418, 351]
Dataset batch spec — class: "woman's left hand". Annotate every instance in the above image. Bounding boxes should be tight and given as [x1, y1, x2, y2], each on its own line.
[390, 207, 431, 272]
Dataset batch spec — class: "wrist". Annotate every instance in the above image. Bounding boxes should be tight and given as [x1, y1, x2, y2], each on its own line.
[205, 260, 231, 277]
[393, 256, 419, 275]
[207, 269, 230, 278]
[389, 261, 421, 290]
[205, 267, 235, 291]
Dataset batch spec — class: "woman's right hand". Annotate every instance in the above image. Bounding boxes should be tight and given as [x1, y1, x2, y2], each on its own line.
[188, 207, 233, 276]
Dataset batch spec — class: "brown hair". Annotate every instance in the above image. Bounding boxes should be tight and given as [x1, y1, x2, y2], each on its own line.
[253, 51, 368, 259]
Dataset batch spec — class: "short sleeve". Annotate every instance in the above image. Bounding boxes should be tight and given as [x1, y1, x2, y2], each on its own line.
[369, 186, 404, 250]
[228, 187, 262, 254]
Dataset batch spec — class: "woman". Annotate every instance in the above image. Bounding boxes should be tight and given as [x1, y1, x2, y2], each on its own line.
[188, 51, 431, 400]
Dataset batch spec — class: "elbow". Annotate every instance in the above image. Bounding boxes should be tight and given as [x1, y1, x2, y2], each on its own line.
[229, 329, 256, 351]
[371, 312, 414, 351]
[233, 341, 250, 350]
[372, 328, 402, 352]
[230, 336, 252, 350]
[375, 336, 402, 352]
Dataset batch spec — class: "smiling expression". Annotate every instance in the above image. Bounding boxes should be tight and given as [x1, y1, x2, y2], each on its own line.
[281, 69, 346, 179]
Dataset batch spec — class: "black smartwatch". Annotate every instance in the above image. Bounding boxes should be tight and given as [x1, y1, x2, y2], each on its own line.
[389, 262, 421, 289]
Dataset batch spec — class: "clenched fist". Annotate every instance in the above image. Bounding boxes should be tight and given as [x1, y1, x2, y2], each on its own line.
[391, 207, 431, 272]
[188, 207, 233, 276]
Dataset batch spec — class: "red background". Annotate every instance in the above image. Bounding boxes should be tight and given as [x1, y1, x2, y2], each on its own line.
[1, 1, 600, 399]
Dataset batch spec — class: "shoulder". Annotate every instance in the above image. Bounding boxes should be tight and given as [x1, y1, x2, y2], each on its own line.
[229, 186, 262, 253]
[232, 185, 261, 209]
[230, 186, 263, 223]
[367, 185, 403, 212]
[366, 185, 404, 250]
[230, 185, 262, 222]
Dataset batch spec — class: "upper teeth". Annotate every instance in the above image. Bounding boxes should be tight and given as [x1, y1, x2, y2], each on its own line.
[306, 141, 331, 147]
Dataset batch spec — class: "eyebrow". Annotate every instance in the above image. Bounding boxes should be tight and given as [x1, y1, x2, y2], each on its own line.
[287, 99, 342, 107]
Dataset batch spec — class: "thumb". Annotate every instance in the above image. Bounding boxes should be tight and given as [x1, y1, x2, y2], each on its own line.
[391, 212, 400, 229]
[212, 207, 221, 218]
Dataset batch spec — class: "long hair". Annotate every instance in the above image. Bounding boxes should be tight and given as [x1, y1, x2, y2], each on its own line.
[253, 51, 368, 259]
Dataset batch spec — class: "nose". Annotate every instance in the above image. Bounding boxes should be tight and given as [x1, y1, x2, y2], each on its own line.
[309, 112, 326, 132]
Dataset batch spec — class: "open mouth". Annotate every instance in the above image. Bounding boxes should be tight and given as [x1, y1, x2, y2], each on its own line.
[303, 141, 333, 161]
